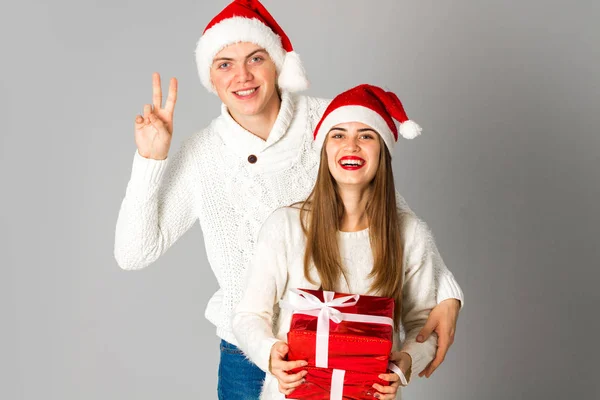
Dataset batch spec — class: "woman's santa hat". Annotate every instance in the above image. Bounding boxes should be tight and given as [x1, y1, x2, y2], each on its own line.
[314, 84, 422, 154]
[195, 0, 309, 94]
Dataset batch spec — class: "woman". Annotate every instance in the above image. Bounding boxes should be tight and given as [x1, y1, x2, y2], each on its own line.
[233, 84, 442, 399]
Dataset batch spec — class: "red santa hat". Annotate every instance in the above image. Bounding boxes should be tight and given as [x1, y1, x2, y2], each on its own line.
[314, 84, 422, 154]
[195, 0, 309, 94]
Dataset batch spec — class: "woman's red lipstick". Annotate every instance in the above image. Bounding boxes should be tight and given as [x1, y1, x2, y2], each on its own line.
[338, 156, 366, 170]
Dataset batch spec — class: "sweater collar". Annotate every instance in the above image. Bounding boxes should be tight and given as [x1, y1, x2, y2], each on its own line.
[218, 90, 296, 153]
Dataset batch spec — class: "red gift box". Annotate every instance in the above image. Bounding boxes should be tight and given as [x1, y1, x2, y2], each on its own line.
[283, 289, 395, 374]
[285, 366, 389, 400]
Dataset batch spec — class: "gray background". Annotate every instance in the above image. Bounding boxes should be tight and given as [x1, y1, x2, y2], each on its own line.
[1, 0, 599, 399]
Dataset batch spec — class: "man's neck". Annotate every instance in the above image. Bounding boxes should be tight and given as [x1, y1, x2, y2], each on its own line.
[229, 92, 282, 141]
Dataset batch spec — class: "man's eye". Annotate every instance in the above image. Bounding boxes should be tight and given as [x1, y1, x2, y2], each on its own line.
[218, 62, 230, 69]
[251, 56, 263, 63]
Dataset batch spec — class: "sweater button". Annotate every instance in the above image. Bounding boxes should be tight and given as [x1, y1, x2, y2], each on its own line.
[247, 154, 257, 164]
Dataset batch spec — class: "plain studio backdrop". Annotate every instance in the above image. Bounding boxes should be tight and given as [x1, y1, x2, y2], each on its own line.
[1, 0, 598, 399]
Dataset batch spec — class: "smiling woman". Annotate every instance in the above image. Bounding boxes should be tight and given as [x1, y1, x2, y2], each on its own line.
[233, 84, 446, 400]
[326, 122, 382, 189]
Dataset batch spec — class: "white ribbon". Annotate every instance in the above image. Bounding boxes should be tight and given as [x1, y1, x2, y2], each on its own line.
[330, 369, 345, 400]
[330, 365, 405, 399]
[331, 363, 405, 400]
[280, 289, 393, 368]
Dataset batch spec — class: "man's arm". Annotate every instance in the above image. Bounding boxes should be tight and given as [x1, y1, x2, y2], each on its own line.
[114, 73, 198, 270]
[395, 191, 464, 377]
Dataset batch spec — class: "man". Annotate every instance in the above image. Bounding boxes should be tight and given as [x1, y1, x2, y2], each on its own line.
[114, 1, 463, 398]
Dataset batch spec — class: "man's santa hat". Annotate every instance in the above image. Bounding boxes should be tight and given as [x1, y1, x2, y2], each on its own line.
[314, 84, 422, 154]
[195, 0, 309, 94]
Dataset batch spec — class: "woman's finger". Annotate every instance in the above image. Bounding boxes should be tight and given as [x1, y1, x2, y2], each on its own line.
[374, 393, 396, 400]
[278, 384, 295, 396]
[274, 368, 306, 384]
[271, 356, 306, 372]
[278, 375, 306, 389]
[280, 359, 308, 372]
[372, 383, 397, 395]
[378, 372, 399, 382]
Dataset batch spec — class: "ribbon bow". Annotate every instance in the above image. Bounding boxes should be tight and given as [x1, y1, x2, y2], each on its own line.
[281, 289, 360, 367]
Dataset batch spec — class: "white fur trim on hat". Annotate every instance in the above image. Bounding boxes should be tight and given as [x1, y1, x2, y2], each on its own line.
[314, 106, 397, 155]
[196, 17, 286, 93]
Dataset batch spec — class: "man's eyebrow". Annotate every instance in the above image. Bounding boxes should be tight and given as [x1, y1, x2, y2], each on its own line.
[213, 57, 234, 63]
[212, 49, 268, 64]
[329, 127, 347, 132]
[245, 49, 268, 58]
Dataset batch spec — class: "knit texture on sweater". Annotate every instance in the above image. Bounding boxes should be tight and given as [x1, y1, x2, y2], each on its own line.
[114, 91, 464, 345]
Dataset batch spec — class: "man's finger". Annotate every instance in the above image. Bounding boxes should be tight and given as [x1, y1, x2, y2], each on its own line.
[449, 328, 456, 345]
[435, 334, 450, 364]
[143, 104, 152, 120]
[424, 345, 447, 378]
[152, 73, 162, 110]
[148, 113, 165, 132]
[419, 361, 431, 377]
[417, 316, 437, 342]
[165, 77, 178, 114]
[419, 332, 451, 378]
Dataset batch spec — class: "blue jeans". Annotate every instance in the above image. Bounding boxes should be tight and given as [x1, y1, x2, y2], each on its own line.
[218, 340, 266, 400]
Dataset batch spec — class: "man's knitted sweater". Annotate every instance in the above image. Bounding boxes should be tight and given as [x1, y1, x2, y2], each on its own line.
[114, 91, 464, 345]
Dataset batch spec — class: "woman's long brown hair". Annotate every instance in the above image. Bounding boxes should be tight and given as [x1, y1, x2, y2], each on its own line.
[299, 135, 405, 328]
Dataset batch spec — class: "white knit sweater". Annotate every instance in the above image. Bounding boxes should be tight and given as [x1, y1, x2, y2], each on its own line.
[232, 207, 438, 400]
[114, 91, 464, 345]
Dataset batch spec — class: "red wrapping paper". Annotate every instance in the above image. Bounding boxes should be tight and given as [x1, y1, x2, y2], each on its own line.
[286, 289, 395, 374]
[285, 366, 390, 400]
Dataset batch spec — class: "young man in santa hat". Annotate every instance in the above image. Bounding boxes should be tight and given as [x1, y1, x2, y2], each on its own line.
[114, 1, 463, 398]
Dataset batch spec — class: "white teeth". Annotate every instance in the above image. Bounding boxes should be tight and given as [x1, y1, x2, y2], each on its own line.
[340, 160, 364, 166]
[235, 88, 256, 96]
